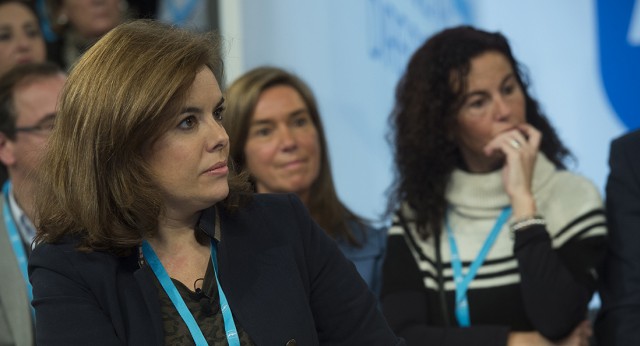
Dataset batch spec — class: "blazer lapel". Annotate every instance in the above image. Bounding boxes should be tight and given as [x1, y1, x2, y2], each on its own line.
[217, 211, 318, 345]
[134, 263, 164, 344]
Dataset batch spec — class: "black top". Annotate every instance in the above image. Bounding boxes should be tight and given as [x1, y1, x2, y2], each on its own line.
[153, 259, 254, 345]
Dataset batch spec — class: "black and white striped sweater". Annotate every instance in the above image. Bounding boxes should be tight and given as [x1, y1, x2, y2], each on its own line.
[382, 154, 607, 346]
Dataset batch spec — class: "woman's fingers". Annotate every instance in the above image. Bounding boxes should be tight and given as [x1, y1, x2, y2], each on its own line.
[482, 126, 540, 217]
[517, 123, 542, 151]
[483, 127, 534, 157]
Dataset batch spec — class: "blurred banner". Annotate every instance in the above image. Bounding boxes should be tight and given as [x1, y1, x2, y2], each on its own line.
[598, 0, 639, 130]
[220, 0, 631, 223]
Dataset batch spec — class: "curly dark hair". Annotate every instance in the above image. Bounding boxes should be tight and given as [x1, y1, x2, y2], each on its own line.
[388, 25, 572, 239]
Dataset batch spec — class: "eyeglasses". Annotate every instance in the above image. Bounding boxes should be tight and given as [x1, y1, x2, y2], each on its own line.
[14, 114, 55, 135]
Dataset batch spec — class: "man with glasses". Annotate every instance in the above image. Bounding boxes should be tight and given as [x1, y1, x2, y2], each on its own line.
[0, 62, 65, 346]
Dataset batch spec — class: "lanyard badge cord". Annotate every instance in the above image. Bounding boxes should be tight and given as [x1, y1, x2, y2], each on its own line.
[142, 239, 240, 346]
[445, 206, 512, 327]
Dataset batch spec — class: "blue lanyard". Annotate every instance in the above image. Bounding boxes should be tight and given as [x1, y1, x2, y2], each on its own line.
[210, 240, 240, 345]
[142, 239, 240, 346]
[2, 181, 34, 320]
[36, 0, 58, 42]
[445, 206, 511, 327]
[166, 0, 200, 26]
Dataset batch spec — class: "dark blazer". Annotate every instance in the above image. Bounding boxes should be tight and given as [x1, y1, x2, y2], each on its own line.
[596, 129, 640, 345]
[0, 196, 34, 346]
[29, 194, 403, 345]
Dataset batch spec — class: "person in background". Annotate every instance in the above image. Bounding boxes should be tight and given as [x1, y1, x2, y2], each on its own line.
[223, 66, 387, 296]
[45, 0, 125, 69]
[29, 20, 402, 345]
[0, 62, 65, 346]
[383, 25, 606, 345]
[157, 0, 212, 31]
[0, 0, 47, 76]
[595, 128, 640, 345]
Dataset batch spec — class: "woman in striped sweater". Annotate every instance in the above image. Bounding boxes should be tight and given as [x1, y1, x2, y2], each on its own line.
[383, 26, 606, 346]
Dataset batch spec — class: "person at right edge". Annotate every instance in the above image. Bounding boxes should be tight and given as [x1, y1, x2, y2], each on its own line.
[382, 25, 606, 346]
[595, 128, 640, 345]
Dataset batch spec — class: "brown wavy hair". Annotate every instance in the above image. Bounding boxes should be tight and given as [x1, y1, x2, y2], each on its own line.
[35, 20, 250, 255]
[388, 26, 572, 239]
[224, 66, 365, 246]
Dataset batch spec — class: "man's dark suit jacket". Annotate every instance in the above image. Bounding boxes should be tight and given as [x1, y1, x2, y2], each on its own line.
[596, 129, 640, 345]
[29, 194, 403, 345]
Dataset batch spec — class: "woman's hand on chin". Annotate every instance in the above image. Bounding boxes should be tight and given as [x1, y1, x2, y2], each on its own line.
[484, 123, 542, 218]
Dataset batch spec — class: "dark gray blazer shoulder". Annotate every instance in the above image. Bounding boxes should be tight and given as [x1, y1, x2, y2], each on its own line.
[0, 197, 34, 346]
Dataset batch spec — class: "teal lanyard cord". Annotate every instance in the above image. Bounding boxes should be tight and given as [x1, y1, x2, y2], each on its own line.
[142, 239, 240, 346]
[445, 206, 512, 327]
[210, 240, 240, 345]
[2, 181, 34, 320]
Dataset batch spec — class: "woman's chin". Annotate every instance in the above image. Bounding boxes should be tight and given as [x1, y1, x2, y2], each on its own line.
[487, 153, 506, 171]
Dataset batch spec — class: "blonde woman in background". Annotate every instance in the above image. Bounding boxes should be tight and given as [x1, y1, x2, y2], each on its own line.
[223, 67, 387, 296]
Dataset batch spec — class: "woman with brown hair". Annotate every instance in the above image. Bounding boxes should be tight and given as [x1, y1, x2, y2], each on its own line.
[29, 20, 401, 345]
[223, 67, 387, 295]
[383, 25, 606, 345]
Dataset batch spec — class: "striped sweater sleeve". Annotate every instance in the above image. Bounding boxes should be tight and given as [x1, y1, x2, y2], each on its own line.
[514, 221, 605, 340]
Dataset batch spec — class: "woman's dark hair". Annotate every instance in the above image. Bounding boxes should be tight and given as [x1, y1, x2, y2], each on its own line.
[0, 0, 39, 18]
[388, 25, 572, 239]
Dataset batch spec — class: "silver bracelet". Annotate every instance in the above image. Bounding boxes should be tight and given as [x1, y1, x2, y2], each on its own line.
[509, 216, 546, 239]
